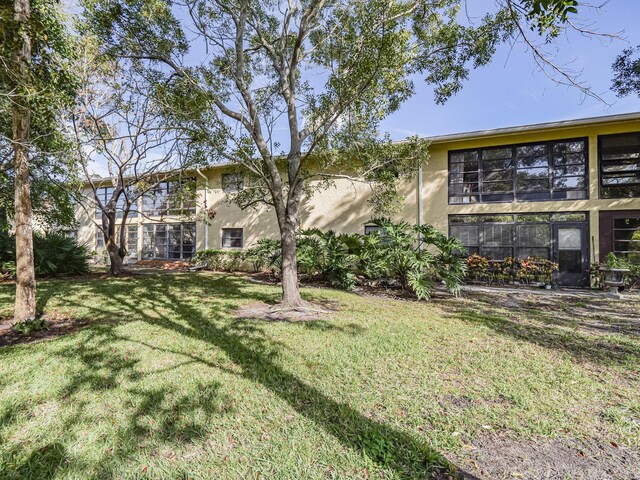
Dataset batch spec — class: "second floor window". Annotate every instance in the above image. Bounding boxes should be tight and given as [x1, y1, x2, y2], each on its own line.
[222, 173, 244, 192]
[599, 132, 640, 198]
[142, 181, 196, 216]
[448, 138, 588, 204]
[95, 187, 137, 218]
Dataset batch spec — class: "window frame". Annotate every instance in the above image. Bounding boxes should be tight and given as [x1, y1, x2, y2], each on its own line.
[141, 222, 196, 260]
[598, 132, 640, 199]
[448, 137, 589, 205]
[141, 180, 197, 217]
[221, 173, 245, 193]
[448, 212, 589, 261]
[221, 228, 244, 249]
[94, 186, 138, 219]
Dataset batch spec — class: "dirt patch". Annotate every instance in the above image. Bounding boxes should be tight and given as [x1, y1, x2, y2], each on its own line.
[133, 260, 192, 271]
[236, 300, 338, 322]
[452, 434, 640, 480]
[0, 314, 89, 348]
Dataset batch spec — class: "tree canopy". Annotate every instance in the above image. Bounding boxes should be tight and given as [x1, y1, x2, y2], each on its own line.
[612, 45, 640, 98]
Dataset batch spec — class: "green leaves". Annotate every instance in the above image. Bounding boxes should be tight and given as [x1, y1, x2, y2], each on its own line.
[520, 0, 578, 40]
[612, 45, 640, 98]
[0, 231, 90, 278]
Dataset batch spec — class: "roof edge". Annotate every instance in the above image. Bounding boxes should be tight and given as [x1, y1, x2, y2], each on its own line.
[425, 111, 640, 145]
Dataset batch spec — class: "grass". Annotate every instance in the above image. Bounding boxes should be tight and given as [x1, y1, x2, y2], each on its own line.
[0, 273, 638, 479]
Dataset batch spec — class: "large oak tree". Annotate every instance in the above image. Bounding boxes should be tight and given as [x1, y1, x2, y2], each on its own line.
[82, 0, 603, 307]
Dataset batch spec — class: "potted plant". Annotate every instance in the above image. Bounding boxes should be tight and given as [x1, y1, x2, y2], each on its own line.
[601, 253, 630, 298]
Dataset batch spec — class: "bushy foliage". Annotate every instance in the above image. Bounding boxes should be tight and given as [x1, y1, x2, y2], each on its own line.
[359, 220, 467, 299]
[188, 222, 467, 299]
[0, 231, 90, 277]
[191, 249, 245, 272]
[590, 253, 640, 289]
[298, 229, 359, 290]
[244, 239, 282, 273]
[465, 254, 559, 286]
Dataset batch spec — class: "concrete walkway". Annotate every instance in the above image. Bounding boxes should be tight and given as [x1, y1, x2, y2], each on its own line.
[461, 284, 638, 299]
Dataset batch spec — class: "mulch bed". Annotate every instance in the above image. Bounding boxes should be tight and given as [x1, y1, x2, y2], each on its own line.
[0, 314, 89, 348]
[133, 260, 192, 271]
[235, 300, 338, 322]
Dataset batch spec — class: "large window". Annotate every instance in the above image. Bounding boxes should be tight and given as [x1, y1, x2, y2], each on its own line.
[449, 138, 588, 204]
[142, 181, 196, 216]
[94, 187, 138, 218]
[142, 223, 195, 259]
[222, 228, 243, 248]
[449, 212, 588, 260]
[95, 225, 139, 259]
[599, 132, 640, 198]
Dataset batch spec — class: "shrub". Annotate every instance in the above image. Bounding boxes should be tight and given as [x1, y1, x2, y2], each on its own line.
[359, 220, 467, 299]
[12, 318, 49, 335]
[191, 249, 245, 272]
[0, 231, 90, 277]
[466, 254, 490, 283]
[298, 229, 359, 290]
[244, 238, 282, 273]
[464, 254, 558, 286]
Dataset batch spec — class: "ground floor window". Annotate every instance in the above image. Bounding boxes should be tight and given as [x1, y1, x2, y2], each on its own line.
[126, 225, 138, 258]
[95, 225, 140, 259]
[599, 210, 640, 263]
[449, 212, 588, 260]
[95, 227, 104, 250]
[222, 228, 243, 248]
[142, 223, 195, 260]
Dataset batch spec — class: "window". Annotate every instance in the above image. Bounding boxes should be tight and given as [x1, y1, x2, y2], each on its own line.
[94, 187, 138, 219]
[142, 181, 196, 216]
[142, 223, 195, 259]
[127, 225, 138, 258]
[449, 212, 587, 260]
[95, 227, 104, 249]
[613, 217, 640, 263]
[449, 138, 588, 204]
[222, 173, 244, 192]
[599, 132, 640, 198]
[64, 230, 78, 241]
[364, 225, 381, 235]
[222, 228, 243, 248]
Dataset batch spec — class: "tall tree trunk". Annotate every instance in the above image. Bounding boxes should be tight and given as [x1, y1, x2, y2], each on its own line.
[280, 217, 302, 307]
[12, 0, 36, 322]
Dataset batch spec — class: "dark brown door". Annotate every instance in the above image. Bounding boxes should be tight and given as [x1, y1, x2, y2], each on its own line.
[553, 224, 589, 287]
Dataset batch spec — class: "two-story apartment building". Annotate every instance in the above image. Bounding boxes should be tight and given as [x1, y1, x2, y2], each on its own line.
[76, 112, 640, 287]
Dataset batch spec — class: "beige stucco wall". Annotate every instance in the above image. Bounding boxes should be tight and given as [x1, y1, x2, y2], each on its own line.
[197, 167, 417, 251]
[76, 116, 640, 262]
[422, 118, 640, 262]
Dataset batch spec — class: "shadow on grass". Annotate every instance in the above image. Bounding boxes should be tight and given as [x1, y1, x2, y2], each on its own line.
[0, 274, 479, 479]
[442, 298, 640, 368]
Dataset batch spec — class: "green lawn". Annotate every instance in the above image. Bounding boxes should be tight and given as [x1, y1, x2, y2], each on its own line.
[0, 274, 639, 479]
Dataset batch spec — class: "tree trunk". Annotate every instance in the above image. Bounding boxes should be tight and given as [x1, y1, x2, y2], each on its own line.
[280, 218, 303, 307]
[12, 0, 36, 322]
[107, 241, 125, 275]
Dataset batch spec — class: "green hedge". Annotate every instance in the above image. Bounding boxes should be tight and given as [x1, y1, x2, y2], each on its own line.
[191, 249, 246, 272]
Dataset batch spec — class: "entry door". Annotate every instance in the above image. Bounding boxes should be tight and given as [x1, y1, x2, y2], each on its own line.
[553, 224, 589, 287]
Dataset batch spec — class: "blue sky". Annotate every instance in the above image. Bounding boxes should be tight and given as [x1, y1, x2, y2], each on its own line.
[380, 0, 640, 139]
